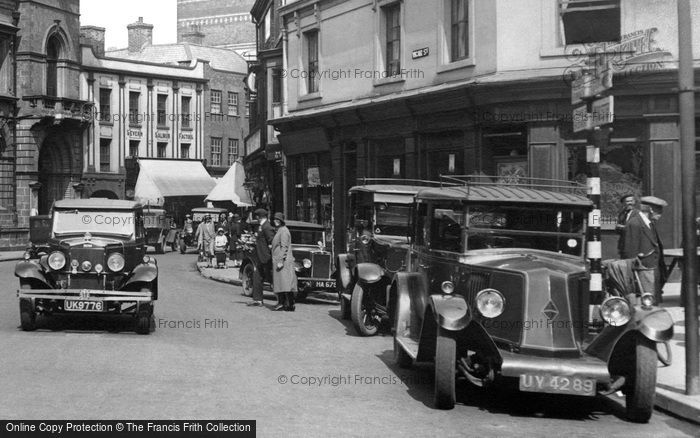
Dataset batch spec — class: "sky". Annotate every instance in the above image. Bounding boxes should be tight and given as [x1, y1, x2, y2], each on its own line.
[81, 0, 178, 50]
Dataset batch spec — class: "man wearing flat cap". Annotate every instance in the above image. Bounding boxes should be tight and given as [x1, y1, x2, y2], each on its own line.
[621, 195, 668, 302]
[616, 194, 638, 257]
[248, 208, 275, 306]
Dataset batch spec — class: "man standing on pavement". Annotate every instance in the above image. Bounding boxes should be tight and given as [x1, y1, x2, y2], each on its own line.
[616, 194, 638, 257]
[621, 196, 668, 302]
[248, 208, 275, 307]
[228, 213, 242, 266]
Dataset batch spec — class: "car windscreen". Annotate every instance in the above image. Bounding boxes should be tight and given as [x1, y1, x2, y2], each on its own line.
[375, 204, 411, 236]
[290, 228, 325, 246]
[430, 204, 586, 256]
[53, 210, 136, 237]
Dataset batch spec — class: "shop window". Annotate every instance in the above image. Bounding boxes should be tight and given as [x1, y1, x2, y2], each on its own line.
[288, 153, 332, 232]
[559, 0, 620, 45]
[450, 0, 469, 62]
[129, 91, 140, 125]
[211, 137, 222, 166]
[384, 3, 401, 76]
[482, 126, 528, 180]
[211, 90, 222, 114]
[181, 96, 191, 128]
[99, 138, 111, 172]
[157, 94, 167, 126]
[370, 139, 405, 178]
[99, 88, 111, 123]
[129, 140, 139, 158]
[157, 142, 167, 158]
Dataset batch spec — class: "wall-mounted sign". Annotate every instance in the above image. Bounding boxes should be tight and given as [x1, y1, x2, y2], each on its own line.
[179, 132, 194, 141]
[571, 62, 613, 104]
[412, 47, 429, 60]
[127, 129, 143, 139]
[155, 131, 171, 140]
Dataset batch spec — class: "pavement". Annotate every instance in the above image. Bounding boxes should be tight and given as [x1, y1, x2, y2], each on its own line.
[0, 251, 25, 262]
[196, 261, 700, 425]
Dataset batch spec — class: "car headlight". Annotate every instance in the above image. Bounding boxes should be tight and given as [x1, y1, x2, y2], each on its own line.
[48, 251, 66, 270]
[640, 293, 655, 309]
[81, 261, 92, 272]
[303, 258, 312, 269]
[142, 255, 151, 264]
[441, 281, 455, 294]
[107, 253, 125, 272]
[600, 297, 631, 326]
[476, 288, 505, 318]
[23, 252, 31, 260]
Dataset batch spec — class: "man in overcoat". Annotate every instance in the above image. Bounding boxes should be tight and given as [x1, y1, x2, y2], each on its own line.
[620, 196, 668, 302]
[248, 208, 275, 307]
[271, 212, 298, 311]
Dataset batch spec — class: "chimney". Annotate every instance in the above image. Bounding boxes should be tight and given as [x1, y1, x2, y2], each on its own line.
[181, 24, 205, 45]
[127, 16, 153, 53]
[80, 25, 106, 57]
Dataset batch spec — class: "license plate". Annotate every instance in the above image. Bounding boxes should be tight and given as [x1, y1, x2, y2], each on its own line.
[519, 374, 595, 396]
[65, 300, 104, 312]
[310, 280, 336, 289]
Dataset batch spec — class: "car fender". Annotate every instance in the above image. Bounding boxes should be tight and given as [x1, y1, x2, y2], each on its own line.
[635, 307, 674, 342]
[123, 263, 158, 288]
[239, 257, 258, 280]
[392, 271, 427, 338]
[336, 254, 353, 291]
[14, 261, 51, 289]
[354, 262, 385, 285]
[429, 294, 471, 332]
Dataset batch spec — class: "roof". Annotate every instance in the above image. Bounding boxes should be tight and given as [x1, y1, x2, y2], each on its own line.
[192, 207, 229, 213]
[349, 185, 430, 195]
[415, 185, 593, 207]
[105, 43, 248, 73]
[205, 161, 253, 206]
[134, 159, 216, 206]
[54, 199, 142, 210]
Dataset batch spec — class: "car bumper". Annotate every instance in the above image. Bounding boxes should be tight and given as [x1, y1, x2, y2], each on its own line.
[499, 350, 611, 382]
[17, 288, 153, 302]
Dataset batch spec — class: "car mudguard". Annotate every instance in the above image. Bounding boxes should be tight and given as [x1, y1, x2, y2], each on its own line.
[14, 261, 52, 289]
[123, 263, 158, 289]
[336, 253, 353, 291]
[429, 294, 471, 332]
[354, 262, 385, 285]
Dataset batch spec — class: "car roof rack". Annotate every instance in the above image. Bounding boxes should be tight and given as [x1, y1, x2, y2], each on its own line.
[438, 175, 588, 197]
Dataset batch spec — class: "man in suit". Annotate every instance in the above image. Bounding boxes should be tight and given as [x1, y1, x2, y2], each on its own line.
[621, 196, 668, 302]
[616, 194, 638, 257]
[248, 208, 275, 307]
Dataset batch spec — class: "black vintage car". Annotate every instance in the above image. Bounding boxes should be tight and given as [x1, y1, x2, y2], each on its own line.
[335, 181, 441, 335]
[240, 220, 335, 301]
[390, 176, 673, 422]
[143, 207, 176, 254]
[15, 199, 159, 334]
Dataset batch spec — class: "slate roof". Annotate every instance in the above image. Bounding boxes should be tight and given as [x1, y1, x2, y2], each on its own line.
[106, 43, 248, 73]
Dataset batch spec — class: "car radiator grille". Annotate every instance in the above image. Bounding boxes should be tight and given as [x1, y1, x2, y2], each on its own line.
[311, 253, 331, 278]
[68, 275, 103, 290]
[69, 247, 105, 271]
[465, 271, 491, 301]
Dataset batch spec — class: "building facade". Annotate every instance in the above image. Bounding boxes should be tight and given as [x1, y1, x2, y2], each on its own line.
[272, 0, 700, 257]
[177, 0, 256, 57]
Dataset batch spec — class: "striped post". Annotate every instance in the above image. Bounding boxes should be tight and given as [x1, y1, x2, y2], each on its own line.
[586, 137, 603, 326]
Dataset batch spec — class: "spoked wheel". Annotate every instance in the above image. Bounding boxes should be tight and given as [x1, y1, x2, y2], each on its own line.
[625, 336, 657, 423]
[434, 328, 457, 410]
[241, 264, 254, 297]
[350, 284, 379, 336]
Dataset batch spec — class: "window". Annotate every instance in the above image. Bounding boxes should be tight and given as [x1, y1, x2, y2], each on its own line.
[129, 91, 140, 125]
[450, 0, 469, 61]
[181, 96, 191, 128]
[46, 36, 60, 97]
[211, 137, 222, 166]
[100, 138, 111, 172]
[384, 3, 401, 76]
[211, 90, 222, 114]
[245, 100, 250, 117]
[228, 139, 239, 165]
[181, 143, 190, 159]
[228, 92, 239, 116]
[559, 0, 620, 45]
[99, 88, 111, 123]
[305, 31, 319, 94]
[157, 94, 167, 126]
[272, 68, 283, 106]
[129, 140, 139, 158]
[157, 142, 167, 158]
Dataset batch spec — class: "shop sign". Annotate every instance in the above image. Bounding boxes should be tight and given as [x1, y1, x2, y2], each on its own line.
[155, 131, 171, 140]
[179, 132, 193, 141]
[571, 62, 613, 104]
[127, 129, 143, 139]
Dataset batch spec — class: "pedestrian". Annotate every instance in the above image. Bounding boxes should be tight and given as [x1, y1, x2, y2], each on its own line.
[247, 208, 275, 307]
[198, 214, 217, 266]
[229, 213, 242, 266]
[213, 227, 229, 268]
[621, 196, 668, 303]
[218, 212, 229, 234]
[271, 212, 298, 311]
[616, 194, 638, 257]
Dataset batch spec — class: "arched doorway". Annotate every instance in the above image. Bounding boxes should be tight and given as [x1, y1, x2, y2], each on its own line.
[38, 133, 73, 214]
[90, 190, 119, 199]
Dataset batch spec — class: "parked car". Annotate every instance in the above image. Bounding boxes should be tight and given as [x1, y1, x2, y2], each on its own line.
[143, 207, 176, 254]
[178, 207, 229, 254]
[335, 180, 442, 335]
[390, 176, 673, 422]
[15, 199, 158, 334]
[240, 220, 335, 301]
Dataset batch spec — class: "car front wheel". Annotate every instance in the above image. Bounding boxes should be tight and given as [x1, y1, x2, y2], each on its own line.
[241, 263, 254, 297]
[434, 329, 456, 410]
[625, 336, 657, 423]
[19, 284, 37, 331]
[135, 289, 154, 335]
[350, 284, 379, 336]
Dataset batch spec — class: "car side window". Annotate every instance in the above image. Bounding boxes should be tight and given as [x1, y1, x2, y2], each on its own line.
[430, 206, 464, 253]
[414, 203, 427, 247]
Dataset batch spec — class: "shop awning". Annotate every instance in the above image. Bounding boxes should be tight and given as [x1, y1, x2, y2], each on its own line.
[205, 160, 254, 206]
[134, 159, 216, 206]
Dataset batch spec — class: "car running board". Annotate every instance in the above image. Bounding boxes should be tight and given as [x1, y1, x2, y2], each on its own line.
[396, 336, 419, 359]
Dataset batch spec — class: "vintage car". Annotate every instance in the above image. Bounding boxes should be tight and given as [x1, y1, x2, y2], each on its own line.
[143, 207, 176, 254]
[15, 199, 158, 334]
[178, 207, 229, 254]
[390, 176, 673, 422]
[240, 220, 335, 301]
[335, 180, 441, 336]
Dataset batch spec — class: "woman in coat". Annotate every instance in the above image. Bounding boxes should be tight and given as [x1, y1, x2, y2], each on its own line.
[271, 212, 298, 311]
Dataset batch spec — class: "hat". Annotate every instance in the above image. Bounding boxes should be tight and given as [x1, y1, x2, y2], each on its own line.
[233, 213, 240, 219]
[254, 208, 268, 218]
[273, 212, 285, 223]
[217, 227, 224, 233]
[640, 196, 668, 209]
[204, 214, 212, 220]
[228, 212, 234, 217]
[619, 194, 635, 203]
[185, 214, 191, 218]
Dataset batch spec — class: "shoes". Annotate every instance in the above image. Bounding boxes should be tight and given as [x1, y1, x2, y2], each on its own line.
[246, 301, 263, 307]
